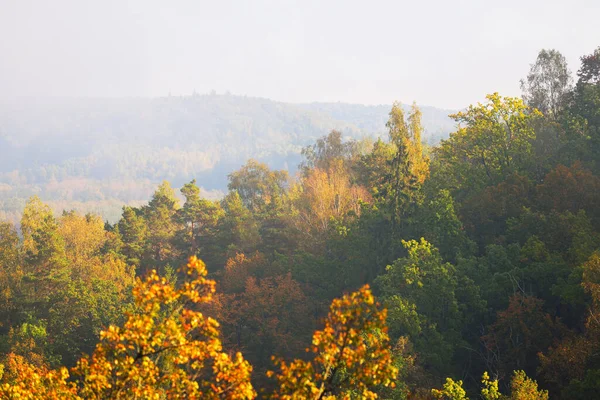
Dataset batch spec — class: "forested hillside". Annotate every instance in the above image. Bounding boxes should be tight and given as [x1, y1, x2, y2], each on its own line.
[0, 95, 454, 224]
[0, 46, 599, 399]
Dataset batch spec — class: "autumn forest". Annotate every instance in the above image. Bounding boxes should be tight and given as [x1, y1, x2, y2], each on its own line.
[1, 47, 600, 399]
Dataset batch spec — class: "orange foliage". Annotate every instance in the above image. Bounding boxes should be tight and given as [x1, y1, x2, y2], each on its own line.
[73, 256, 255, 399]
[214, 253, 312, 379]
[0, 259, 398, 399]
[268, 285, 398, 399]
[220, 252, 270, 294]
[0, 353, 80, 400]
[482, 294, 564, 379]
[217, 272, 312, 366]
[291, 160, 371, 238]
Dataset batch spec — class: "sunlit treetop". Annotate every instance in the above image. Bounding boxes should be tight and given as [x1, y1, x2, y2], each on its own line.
[268, 284, 398, 399]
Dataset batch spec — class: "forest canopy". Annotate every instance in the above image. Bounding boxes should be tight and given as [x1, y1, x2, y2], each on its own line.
[1, 46, 600, 399]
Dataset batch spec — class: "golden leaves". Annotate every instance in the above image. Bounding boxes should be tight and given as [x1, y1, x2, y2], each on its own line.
[269, 285, 398, 399]
[0, 258, 398, 399]
[0, 353, 80, 400]
[73, 256, 255, 399]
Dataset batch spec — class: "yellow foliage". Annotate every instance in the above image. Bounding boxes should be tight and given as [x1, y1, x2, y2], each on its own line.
[268, 285, 398, 399]
[0, 258, 398, 399]
[0, 353, 80, 400]
[73, 256, 255, 399]
[291, 159, 371, 238]
[59, 212, 106, 268]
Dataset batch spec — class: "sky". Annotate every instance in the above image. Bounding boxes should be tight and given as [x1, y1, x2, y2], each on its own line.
[0, 0, 598, 109]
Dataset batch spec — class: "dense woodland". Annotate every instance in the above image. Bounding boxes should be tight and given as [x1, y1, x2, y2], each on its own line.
[0, 46, 599, 399]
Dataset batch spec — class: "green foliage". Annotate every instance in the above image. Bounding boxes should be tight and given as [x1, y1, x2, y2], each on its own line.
[228, 159, 289, 214]
[436, 94, 541, 197]
[2, 48, 600, 397]
[117, 206, 147, 266]
[217, 191, 262, 261]
[415, 188, 475, 262]
[376, 239, 463, 376]
[176, 179, 224, 264]
[383, 102, 429, 230]
[300, 129, 361, 173]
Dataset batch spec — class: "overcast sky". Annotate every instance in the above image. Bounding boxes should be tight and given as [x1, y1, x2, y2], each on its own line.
[0, 0, 598, 109]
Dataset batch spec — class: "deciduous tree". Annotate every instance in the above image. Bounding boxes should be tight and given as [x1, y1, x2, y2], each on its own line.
[268, 285, 398, 399]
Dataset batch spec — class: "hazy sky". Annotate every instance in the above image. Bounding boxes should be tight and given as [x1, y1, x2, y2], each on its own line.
[0, 0, 598, 109]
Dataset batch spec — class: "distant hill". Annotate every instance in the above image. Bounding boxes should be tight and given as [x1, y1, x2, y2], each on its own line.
[0, 94, 456, 223]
